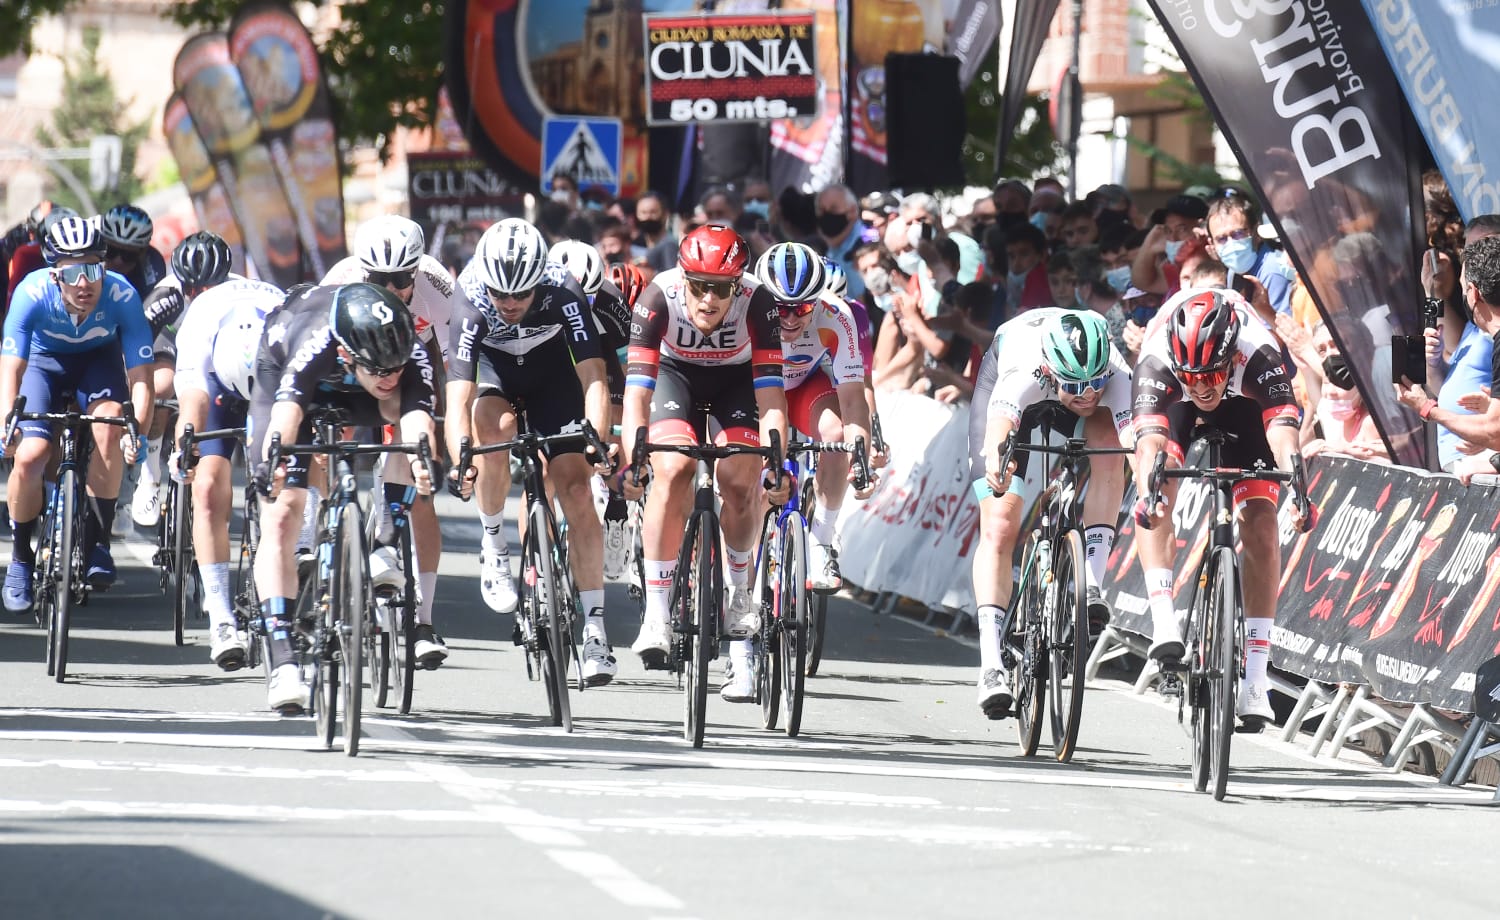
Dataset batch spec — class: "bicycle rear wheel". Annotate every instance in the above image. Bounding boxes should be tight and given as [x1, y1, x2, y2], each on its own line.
[1188, 558, 1212, 794]
[1048, 530, 1089, 763]
[1208, 548, 1240, 801]
[171, 480, 193, 647]
[51, 470, 81, 683]
[155, 481, 174, 595]
[780, 516, 809, 737]
[1010, 536, 1045, 756]
[756, 514, 780, 730]
[302, 570, 336, 751]
[333, 503, 367, 755]
[392, 513, 418, 714]
[235, 490, 263, 673]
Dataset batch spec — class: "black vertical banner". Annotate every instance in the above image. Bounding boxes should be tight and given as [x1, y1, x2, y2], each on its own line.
[1145, 2, 1427, 468]
[994, 0, 1060, 178]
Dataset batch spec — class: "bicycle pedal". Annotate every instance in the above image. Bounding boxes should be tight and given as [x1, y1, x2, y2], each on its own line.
[639, 649, 671, 671]
[1157, 659, 1189, 674]
[1157, 674, 1184, 698]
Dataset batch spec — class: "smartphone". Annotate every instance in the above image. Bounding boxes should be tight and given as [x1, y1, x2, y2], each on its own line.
[1422, 297, 1441, 331]
[1391, 334, 1426, 386]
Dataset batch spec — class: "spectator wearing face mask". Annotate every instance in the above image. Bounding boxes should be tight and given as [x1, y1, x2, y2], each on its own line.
[1291, 322, 1388, 461]
[1003, 223, 1051, 314]
[1069, 245, 1129, 350]
[1116, 286, 1164, 364]
[549, 175, 579, 211]
[742, 178, 772, 222]
[1098, 224, 1146, 299]
[1132, 193, 1207, 295]
[817, 184, 868, 300]
[634, 191, 677, 272]
[1204, 187, 1295, 315]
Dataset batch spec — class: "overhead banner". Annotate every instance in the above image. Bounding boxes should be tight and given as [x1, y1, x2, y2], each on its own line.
[229, 2, 347, 278]
[1145, 1, 1427, 469]
[161, 93, 246, 276]
[849, 0, 1002, 193]
[406, 152, 523, 226]
[643, 10, 818, 125]
[767, 0, 845, 195]
[993, 0, 1056, 178]
[1103, 454, 1500, 715]
[173, 32, 304, 288]
[1363, 1, 1500, 223]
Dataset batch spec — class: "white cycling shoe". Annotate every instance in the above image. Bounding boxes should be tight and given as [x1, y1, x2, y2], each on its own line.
[720, 656, 756, 703]
[632, 616, 672, 670]
[209, 622, 247, 672]
[369, 544, 404, 591]
[132, 481, 162, 529]
[267, 663, 309, 713]
[602, 518, 628, 582]
[480, 550, 519, 613]
[977, 667, 1013, 719]
[582, 637, 618, 686]
[808, 541, 841, 592]
[1147, 616, 1185, 662]
[723, 584, 759, 638]
[1237, 678, 1274, 729]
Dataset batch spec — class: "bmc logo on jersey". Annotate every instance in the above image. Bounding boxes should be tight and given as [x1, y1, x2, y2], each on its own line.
[456, 318, 479, 364]
[562, 301, 589, 342]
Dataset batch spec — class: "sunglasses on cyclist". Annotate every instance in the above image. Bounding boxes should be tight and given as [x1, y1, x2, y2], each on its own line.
[54, 262, 104, 285]
[777, 300, 817, 318]
[1180, 367, 1230, 389]
[685, 276, 737, 300]
[487, 286, 536, 304]
[353, 359, 404, 378]
[105, 245, 140, 264]
[1059, 373, 1110, 396]
[368, 269, 416, 289]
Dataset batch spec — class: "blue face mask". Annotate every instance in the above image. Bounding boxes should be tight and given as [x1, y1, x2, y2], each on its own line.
[1164, 240, 1184, 263]
[874, 291, 896, 312]
[1029, 212, 1050, 233]
[1007, 269, 1029, 286]
[896, 248, 923, 275]
[1106, 265, 1132, 294]
[743, 200, 770, 220]
[1218, 238, 1257, 273]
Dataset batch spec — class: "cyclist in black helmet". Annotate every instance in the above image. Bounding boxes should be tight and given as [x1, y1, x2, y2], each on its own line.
[246, 282, 441, 713]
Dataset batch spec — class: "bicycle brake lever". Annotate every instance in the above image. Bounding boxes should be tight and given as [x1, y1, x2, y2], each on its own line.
[631, 425, 649, 488]
[450, 435, 474, 501]
[417, 434, 439, 493]
[852, 435, 870, 492]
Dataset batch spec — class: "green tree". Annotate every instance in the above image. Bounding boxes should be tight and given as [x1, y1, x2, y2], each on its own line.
[963, 67, 1068, 188]
[34, 25, 151, 211]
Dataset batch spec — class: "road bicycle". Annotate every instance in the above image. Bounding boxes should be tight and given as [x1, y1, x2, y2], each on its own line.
[263, 415, 436, 755]
[630, 417, 781, 748]
[6, 397, 137, 683]
[1141, 426, 1312, 800]
[454, 414, 607, 733]
[755, 435, 869, 736]
[158, 423, 245, 649]
[996, 431, 1132, 762]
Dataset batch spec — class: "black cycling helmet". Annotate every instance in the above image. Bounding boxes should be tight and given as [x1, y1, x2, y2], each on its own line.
[329, 282, 415, 372]
[171, 231, 234, 289]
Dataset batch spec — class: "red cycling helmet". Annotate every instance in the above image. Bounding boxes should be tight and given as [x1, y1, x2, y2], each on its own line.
[677, 223, 749, 279]
[607, 261, 647, 307]
[1167, 289, 1241, 373]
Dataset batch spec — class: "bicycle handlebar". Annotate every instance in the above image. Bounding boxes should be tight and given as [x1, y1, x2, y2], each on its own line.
[6, 395, 139, 447]
[629, 425, 783, 490]
[176, 424, 247, 477]
[787, 436, 872, 492]
[1141, 447, 1313, 533]
[260, 431, 437, 498]
[448, 421, 607, 502]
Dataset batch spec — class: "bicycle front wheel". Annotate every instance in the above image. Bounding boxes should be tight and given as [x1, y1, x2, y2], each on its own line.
[529, 502, 572, 732]
[51, 469, 81, 683]
[1047, 530, 1089, 763]
[1209, 547, 1240, 801]
[1011, 535, 1046, 756]
[333, 502, 367, 756]
[799, 478, 827, 678]
[756, 513, 780, 731]
[38, 483, 65, 676]
[678, 512, 718, 748]
[392, 512, 418, 715]
[780, 516, 809, 737]
[171, 480, 193, 647]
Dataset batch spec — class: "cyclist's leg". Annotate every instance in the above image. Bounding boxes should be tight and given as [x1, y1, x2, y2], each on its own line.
[469, 347, 520, 613]
[632, 362, 698, 664]
[3, 357, 64, 610]
[707, 367, 764, 610]
[1078, 406, 1124, 629]
[132, 346, 175, 527]
[791, 375, 849, 589]
[1223, 403, 1281, 722]
[1138, 406, 1191, 660]
[78, 353, 130, 585]
[601, 348, 630, 580]
[967, 396, 1030, 712]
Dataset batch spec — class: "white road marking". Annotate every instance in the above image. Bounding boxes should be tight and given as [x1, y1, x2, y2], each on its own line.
[546, 850, 684, 910]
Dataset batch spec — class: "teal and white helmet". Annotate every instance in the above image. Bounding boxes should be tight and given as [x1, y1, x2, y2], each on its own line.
[1040, 310, 1111, 383]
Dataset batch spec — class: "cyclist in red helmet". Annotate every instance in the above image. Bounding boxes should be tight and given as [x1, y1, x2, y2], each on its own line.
[1130, 286, 1311, 729]
[620, 224, 790, 701]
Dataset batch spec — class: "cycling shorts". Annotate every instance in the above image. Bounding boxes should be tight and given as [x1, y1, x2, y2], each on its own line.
[1165, 395, 1280, 506]
[197, 370, 247, 461]
[16, 346, 129, 440]
[474, 341, 587, 458]
[787, 371, 837, 438]
[648, 358, 759, 448]
[968, 345, 1082, 500]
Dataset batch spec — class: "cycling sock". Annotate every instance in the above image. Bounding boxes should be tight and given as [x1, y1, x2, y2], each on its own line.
[1083, 525, 1115, 589]
[140, 437, 163, 485]
[202, 561, 233, 628]
[10, 519, 37, 565]
[417, 571, 438, 625]
[724, 544, 752, 587]
[644, 558, 675, 624]
[479, 509, 506, 554]
[977, 604, 1005, 671]
[810, 502, 838, 547]
[1244, 618, 1274, 684]
[603, 495, 628, 523]
[91, 500, 115, 547]
[1146, 568, 1177, 638]
[581, 589, 606, 641]
[261, 597, 295, 668]
[298, 487, 321, 551]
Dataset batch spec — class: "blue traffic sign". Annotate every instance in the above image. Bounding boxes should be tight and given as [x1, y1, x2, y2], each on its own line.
[541, 117, 621, 196]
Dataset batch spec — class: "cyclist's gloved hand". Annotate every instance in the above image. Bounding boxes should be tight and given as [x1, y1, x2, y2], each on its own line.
[1295, 500, 1319, 534]
[446, 463, 475, 500]
[1133, 496, 1161, 530]
[168, 449, 191, 484]
[121, 434, 141, 465]
[409, 456, 435, 497]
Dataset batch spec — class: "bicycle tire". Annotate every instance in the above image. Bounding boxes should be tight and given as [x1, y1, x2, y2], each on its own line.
[1011, 535, 1045, 756]
[52, 469, 80, 683]
[1210, 548, 1240, 801]
[1188, 558, 1212, 794]
[799, 476, 827, 677]
[528, 503, 571, 731]
[235, 491, 263, 673]
[156, 482, 174, 595]
[301, 567, 336, 750]
[678, 512, 718, 748]
[334, 502, 367, 756]
[548, 505, 583, 694]
[780, 515, 809, 737]
[756, 515, 780, 730]
[172, 480, 192, 647]
[38, 485, 63, 676]
[1048, 529, 1088, 763]
[541, 502, 574, 730]
[392, 512, 417, 715]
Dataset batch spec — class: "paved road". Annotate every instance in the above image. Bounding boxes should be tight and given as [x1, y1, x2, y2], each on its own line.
[0, 493, 1493, 920]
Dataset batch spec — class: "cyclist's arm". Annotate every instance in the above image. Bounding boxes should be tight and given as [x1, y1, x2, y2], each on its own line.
[749, 286, 788, 459]
[399, 406, 438, 490]
[415, 255, 455, 364]
[0, 285, 37, 422]
[1130, 353, 1181, 497]
[142, 282, 184, 338]
[266, 399, 306, 464]
[575, 356, 611, 460]
[444, 295, 486, 458]
[622, 285, 668, 463]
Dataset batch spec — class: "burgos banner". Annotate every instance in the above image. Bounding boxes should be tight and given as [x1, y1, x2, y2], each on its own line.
[643, 11, 819, 125]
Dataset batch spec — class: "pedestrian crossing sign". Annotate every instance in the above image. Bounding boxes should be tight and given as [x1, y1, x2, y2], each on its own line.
[541, 117, 621, 196]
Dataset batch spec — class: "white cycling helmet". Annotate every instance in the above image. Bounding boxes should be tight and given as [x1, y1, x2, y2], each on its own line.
[354, 214, 424, 274]
[821, 257, 848, 299]
[42, 215, 105, 264]
[475, 218, 548, 294]
[548, 239, 604, 296]
[100, 204, 154, 249]
[211, 300, 267, 400]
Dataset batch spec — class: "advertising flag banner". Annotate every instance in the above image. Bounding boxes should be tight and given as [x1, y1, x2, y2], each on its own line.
[161, 93, 246, 276]
[229, 2, 348, 278]
[643, 10, 819, 125]
[1145, 1, 1428, 468]
[173, 32, 304, 288]
[1362, 1, 1500, 223]
[767, 0, 845, 195]
[994, 0, 1056, 175]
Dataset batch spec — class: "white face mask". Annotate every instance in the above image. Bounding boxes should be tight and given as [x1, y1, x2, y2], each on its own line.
[896, 249, 923, 275]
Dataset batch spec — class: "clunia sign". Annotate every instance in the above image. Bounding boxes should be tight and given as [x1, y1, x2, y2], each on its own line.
[643, 11, 819, 126]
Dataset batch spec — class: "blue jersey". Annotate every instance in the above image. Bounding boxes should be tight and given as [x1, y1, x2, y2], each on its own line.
[3, 268, 154, 369]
